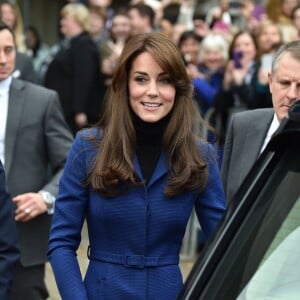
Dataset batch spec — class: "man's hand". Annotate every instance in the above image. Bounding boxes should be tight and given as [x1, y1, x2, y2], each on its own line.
[13, 192, 47, 222]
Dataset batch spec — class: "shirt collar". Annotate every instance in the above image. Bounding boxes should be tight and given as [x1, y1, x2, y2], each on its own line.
[0, 76, 12, 90]
[260, 113, 280, 154]
[270, 113, 280, 136]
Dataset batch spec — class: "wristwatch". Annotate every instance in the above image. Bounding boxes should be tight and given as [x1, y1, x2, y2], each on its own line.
[39, 191, 55, 212]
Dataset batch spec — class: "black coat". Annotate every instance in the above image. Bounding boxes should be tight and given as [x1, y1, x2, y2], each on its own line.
[44, 32, 106, 132]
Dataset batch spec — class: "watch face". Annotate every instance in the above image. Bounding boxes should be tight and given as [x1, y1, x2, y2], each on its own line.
[46, 201, 53, 209]
[41, 192, 54, 207]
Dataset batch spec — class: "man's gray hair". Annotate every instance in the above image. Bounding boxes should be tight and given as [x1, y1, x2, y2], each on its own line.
[271, 40, 300, 77]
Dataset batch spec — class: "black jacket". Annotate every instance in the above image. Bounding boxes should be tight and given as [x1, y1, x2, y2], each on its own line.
[44, 32, 106, 130]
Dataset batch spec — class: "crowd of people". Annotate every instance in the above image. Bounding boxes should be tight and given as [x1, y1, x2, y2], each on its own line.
[0, 0, 300, 299]
[3, 0, 300, 159]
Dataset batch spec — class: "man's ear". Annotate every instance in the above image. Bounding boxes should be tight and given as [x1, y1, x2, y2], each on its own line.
[268, 72, 273, 94]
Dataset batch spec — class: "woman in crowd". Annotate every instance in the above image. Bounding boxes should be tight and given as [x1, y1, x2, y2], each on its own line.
[178, 30, 202, 67]
[44, 3, 105, 135]
[99, 10, 131, 86]
[266, 0, 299, 42]
[0, 1, 38, 83]
[255, 20, 283, 58]
[191, 33, 228, 116]
[48, 32, 226, 300]
[25, 26, 50, 83]
[0, 1, 26, 52]
[216, 31, 258, 111]
[213, 30, 273, 158]
[254, 20, 283, 110]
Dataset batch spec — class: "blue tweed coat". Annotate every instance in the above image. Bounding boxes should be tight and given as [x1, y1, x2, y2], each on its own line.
[48, 128, 226, 299]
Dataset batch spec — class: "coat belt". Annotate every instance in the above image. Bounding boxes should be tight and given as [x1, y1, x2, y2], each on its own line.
[87, 247, 179, 269]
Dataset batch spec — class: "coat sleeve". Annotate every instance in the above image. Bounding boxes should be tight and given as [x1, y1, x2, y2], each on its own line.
[0, 160, 19, 300]
[193, 77, 218, 106]
[42, 90, 74, 196]
[195, 144, 227, 240]
[48, 132, 90, 300]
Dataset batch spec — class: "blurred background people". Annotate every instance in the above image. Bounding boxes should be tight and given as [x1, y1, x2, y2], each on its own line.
[192, 33, 228, 116]
[255, 20, 283, 58]
[25, 26, 50, 83]
[238, 0, 267, 35]
[88, 0, 114, 36]
[213, 30, 273, 161]
[0, 1, 37, 83]
[205, 0, 232, 29]
[178, 30, 202, 68]
[44, 3, 106, 135]
[127, 3, 156, 35]
[192, 6, 211, 39]
[159, 2, 181, 40]
[99, 10, 131, 86]
[266, 0, 299, 42]
[291, 4, 300, 38]
[0, 1, 26, 52]
[254, 20, 283, 106]
[215, 30, 260, 112]
[88, 5, 106, 47]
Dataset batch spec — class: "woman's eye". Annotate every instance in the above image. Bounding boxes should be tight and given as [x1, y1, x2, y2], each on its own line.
[135, 76, 146, 82]
[160, 77, 171, 84]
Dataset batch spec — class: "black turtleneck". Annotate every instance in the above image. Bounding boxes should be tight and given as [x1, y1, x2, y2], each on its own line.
[132, 113, 170, 183]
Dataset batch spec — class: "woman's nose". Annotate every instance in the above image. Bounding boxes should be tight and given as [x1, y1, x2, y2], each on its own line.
[147, 81, 159, 97]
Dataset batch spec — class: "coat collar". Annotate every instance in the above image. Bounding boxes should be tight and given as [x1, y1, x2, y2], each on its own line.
[133, 151, 169, 188]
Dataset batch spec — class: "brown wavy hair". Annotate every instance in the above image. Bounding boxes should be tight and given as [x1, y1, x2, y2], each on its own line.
[87, 32, 208, 197]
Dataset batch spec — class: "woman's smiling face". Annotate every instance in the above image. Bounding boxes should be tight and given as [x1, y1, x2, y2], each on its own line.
[128, 51, 176, 123]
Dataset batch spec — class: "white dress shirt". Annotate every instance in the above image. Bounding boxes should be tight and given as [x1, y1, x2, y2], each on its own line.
[0, 76, 12, 165]
[260, 114, 280, 153]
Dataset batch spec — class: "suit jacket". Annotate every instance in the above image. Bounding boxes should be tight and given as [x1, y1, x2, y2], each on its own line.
[0, 160, 19, 299]
[221, 108, 274, 203]
[4, 78, 73, 267]
[48, 128, 226, 299]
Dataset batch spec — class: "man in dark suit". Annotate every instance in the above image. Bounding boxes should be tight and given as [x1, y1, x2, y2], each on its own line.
[0, 22, 73, 299]
[222, 40, 300, 203]
[0, 160, 19, 299]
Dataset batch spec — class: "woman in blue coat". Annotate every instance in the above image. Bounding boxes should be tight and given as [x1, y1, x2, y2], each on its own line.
[48, 32, 226, 299]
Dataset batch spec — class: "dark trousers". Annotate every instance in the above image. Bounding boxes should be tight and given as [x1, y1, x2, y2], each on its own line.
[11, 262, 48, 300]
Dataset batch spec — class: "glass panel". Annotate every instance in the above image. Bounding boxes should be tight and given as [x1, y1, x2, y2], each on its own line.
[237, 171, 300, 300]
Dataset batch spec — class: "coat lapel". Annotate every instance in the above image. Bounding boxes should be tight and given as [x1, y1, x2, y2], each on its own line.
[133, 152, 169, 188]
[147, 152, 169, 187]
[133, 155, 143, 181]
[5, 79, 25, 176]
